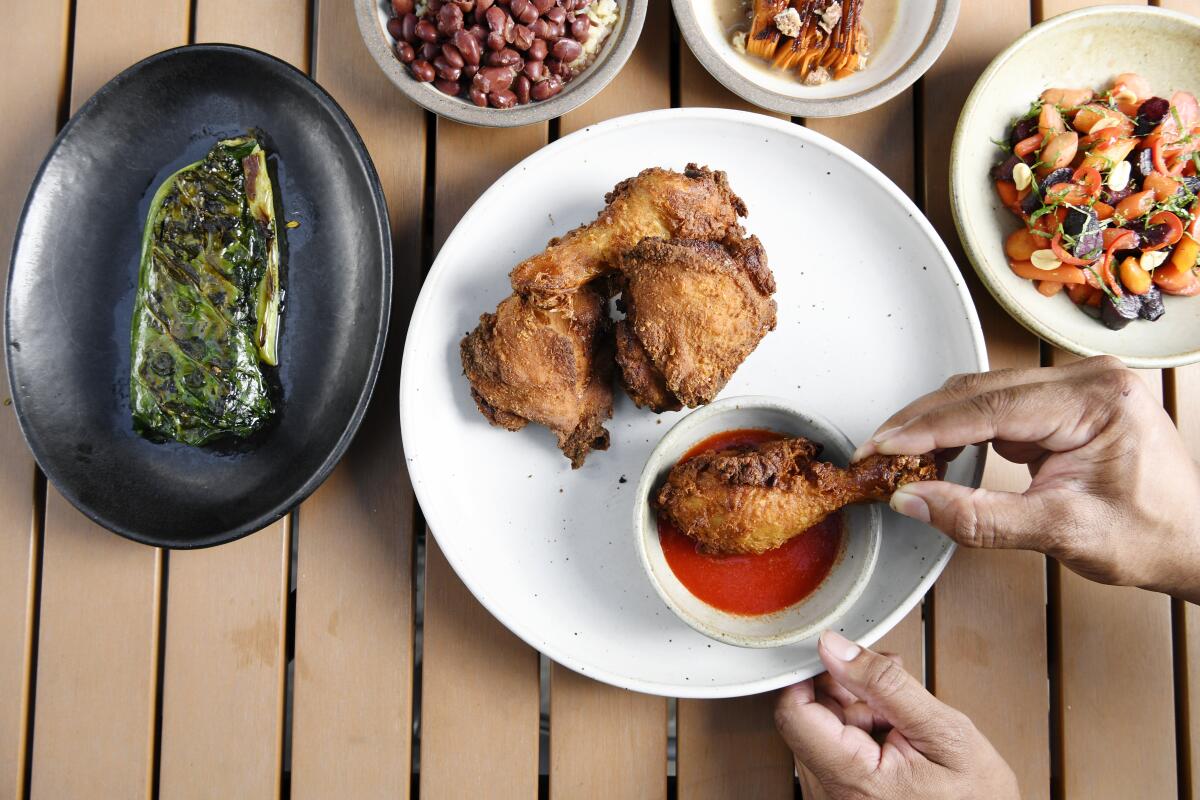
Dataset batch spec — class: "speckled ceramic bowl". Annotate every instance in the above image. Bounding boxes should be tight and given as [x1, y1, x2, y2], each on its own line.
[672, 0, 957, 117]
[634, 396, 881, 649]
[952, 5, 1200, 368]
[355, 0, 646, 127]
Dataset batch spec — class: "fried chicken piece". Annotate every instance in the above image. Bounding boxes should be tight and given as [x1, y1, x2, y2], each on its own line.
[655, 437, 937, 554]
[460, 288, 613, 468]
[509, 164, 748, 305]
[615, 236, 776, 412]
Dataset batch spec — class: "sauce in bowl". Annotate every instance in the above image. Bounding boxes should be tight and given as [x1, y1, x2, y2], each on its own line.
[657, 428, 843, 616]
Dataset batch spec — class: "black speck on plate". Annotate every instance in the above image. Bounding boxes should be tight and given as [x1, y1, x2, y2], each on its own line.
[4, 45, 391, 548]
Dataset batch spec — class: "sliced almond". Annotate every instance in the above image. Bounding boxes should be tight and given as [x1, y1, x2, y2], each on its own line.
[1107, 159, 1131, 192]
[1031, 249, 1062, 271]
[1112, 86, 1138, 104]
[1088, 116, 1122, 135]
[1140, 250, 1169, 271]
[1013, 162, 1033, 191]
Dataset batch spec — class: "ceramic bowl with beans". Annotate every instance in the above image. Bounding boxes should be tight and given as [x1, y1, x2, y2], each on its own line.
[356, 0, 646, 127]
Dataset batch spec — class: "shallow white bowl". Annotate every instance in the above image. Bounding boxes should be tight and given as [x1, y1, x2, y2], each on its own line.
[634, 397, 881, 648]
[951, 5, 1200, 368]
[672, 0, 958, 117]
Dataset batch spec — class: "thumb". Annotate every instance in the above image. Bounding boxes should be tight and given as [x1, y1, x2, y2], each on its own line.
[889, 480, 1052, 552]
[818, 631, 970, 765]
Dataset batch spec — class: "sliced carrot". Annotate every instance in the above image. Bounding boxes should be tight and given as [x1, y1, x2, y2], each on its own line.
[1066, 282, 1093, 305]
[1094, 201, 1114, 220]
[1037, 280, 1065, 297]
[1009, 259, 1086, 284]
[1014, 133, 1044, 158]
[1118, 256, 1151, 295]
[1004, 227, 1041, 261]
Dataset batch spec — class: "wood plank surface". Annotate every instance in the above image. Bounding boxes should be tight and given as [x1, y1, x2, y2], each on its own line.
[0, 2, 69, 794]
[544, 6, 671, 798]
[154, 6, 305, 798]
[418, 108, 547, 800]
[28, 3, 187, 798]
[1174, 363, 1200, 799]
[675, 35, 794, 800]
[919, 2, 1052, 797]
[288, 3, 424, 798]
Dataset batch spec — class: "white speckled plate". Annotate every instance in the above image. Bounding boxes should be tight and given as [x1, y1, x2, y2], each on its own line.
[952, 5, 1200, 368]
[399, 108, 986, 698]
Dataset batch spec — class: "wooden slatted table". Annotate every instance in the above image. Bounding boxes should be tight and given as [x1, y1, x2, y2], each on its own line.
[1, 1, 1197, 797]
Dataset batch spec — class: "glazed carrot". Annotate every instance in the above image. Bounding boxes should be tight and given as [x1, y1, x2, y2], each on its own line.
[1004, 228, 1041, 261]
[1014, 133, 1044, 158]
[1094, 201, 1114, 221]
[1118, 256, 1151, 295]
[1066, 282, 1093, 305]
[1009, 259, 1086, 284]
[1037, 280, 1064, 297]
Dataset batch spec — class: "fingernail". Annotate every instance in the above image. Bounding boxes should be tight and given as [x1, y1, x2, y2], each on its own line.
[819, 630, 861, 661]
[890, 484, 931, 524]
[851, 443, 875, 462]
[872, 425, 904, 444]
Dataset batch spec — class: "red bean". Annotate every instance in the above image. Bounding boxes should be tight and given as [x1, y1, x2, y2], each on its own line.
[511, 0, 538, 25]
[415, 19, 439, 42]
[427, 0, 444, 11]
[434, 77, 461, 95]
[434, 55, 462, 81]
[487, 30, 506, 51]
[442, 42, 465, 68]
[410, 59, 436, 82]
[530, 75, 562, 100]
[547, 21, 564, 39]
[528, 38, 547, 60]
[571, 16, 589, 42]
[437, 3, 464, 34]
[485, 5, 507, 31]
[395, 40, 416, 63]
[512, 24, 535, 51]
[530, 19, 552, 39]
[523, 59, 545, 81]
[462, 63, 479, 79]
[391, 0, 415, 14]
[386, 16, 405, 40]
[476, 0, 494, 13]
[469, 87, 489, 106]
[420, 41, 441, 61]
[545, 5, 566, 24]
[401, 13, 419, 42]
[532, 0, 554, 12]
[452, 0, 475, 11]
[474, 65, 515, 92]
[552, 37, 582, 62]
[452, 30, 481, 64]
[489, 89, 518, 108]
[487, 47, 522, 67]
[513, 75, 531, 104]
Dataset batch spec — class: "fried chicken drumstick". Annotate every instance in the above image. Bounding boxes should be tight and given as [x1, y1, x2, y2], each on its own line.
[655, 436, 937, 554]
[508, 164, 748, 305]
[460, 288, 613, 468]
[615, 236, 776, 412]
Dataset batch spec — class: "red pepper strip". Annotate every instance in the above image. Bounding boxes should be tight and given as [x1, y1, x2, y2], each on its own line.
[1047, 167, 1102, 205]
[1099, 230, 1138, 296]
[1145, 211, 1185, 250]
[1152, 137, 1171, 175]
[1073, 166, 1102, 199]
[1051, 231, 1098, 266]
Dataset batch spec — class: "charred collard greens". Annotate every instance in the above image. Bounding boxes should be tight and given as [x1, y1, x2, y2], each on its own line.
[130, 134, 283, 445]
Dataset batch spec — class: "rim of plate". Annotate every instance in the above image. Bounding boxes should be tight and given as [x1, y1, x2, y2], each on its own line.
[670, 0, 960, 118]
[399, 107, 988, 697]
[950, 4, 1200, 369]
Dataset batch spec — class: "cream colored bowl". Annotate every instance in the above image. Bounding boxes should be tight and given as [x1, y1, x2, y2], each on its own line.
[633, 397, 881, 649]
[951, 5, 1200, 368]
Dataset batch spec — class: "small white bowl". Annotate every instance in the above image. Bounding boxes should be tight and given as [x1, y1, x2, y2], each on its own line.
[951, 5, 1200, 367]
[633, 396, 881, 648]
[671, 0, 958, 118]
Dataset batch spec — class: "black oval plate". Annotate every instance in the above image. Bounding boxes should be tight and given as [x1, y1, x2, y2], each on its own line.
[5, 45, 391, 548]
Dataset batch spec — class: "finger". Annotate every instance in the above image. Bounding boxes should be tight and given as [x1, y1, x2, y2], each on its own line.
[817, 630, 969, 764]
[816, 653, 906, 710]
[870, 379, 1108, 458]
[853, 357, 1123, 461]
[889, 481, 1057, 551]
[775, 680, 881, 781]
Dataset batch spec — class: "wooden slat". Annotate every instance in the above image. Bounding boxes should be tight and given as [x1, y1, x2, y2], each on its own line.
[154, 6, 305, 797]
[288, 3, 424, 797]
[419, 111, 546, 798]
[1175, 362, 1200, 799]
[675, 33, 793, 800]
[919, 2, 1052, 797]
[29, 4, 187, 798]
[0, 1, 69, 794]
[542, 5, 671, 798]
[421, 541, 540, 798]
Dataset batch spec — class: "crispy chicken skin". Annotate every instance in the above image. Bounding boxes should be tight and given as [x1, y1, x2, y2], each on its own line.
[615, 236, 776, 412]
[460, 288, 613, 468]
[655, 437, 937, 554]
[509, 164, 748, 304]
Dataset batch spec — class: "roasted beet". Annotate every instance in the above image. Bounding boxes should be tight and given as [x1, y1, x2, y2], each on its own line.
[1183, 176, 1200, 195]
[1100, 185, 1133, 206]
[1063, 206, 1102, 259]
[1139, 285, 1166, 321]
[1010, 116, 1039, 147]
[1134, 148, 1156, 180]
[1138, 221, 1171, 249]
[991, 154, 1022, 181]
[1134, 96, 1171, 136]
[1019, 190, 1042, 216]
[1101, 291, 1143, 330]
[1040, 167, 1073, 192]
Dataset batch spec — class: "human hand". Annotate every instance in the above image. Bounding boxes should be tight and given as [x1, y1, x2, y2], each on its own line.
[854, 356, 1200, 602]
[775, 630, 1018, 800]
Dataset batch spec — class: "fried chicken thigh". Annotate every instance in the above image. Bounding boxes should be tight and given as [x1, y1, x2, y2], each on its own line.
[655, 437, 937, 554]
[460, 288, 613, 468]
[615, 236, 776, 412]
[509, 164, 748, 304]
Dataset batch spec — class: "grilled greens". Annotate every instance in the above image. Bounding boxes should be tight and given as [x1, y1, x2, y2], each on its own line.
[130, 134, 284, 445]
